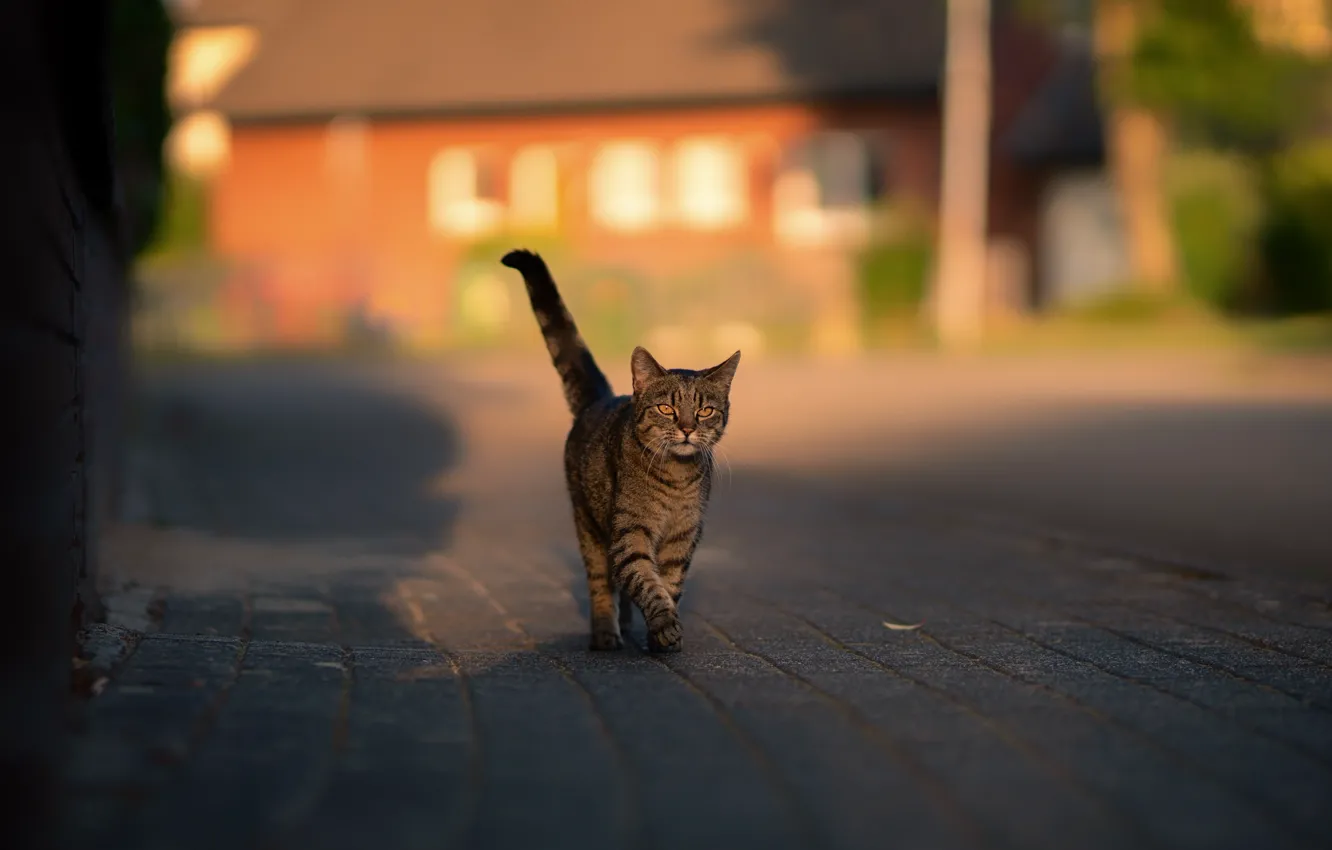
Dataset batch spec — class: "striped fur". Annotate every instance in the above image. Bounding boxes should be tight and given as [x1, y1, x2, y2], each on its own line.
[501, 249, 612, 415]
[503, 250, 740, 653]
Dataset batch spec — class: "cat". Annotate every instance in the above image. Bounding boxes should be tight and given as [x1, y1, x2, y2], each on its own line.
[501, 249, 740, 653]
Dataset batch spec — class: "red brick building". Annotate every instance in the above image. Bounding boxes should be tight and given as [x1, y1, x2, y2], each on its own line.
[168, 0, 1100, 351]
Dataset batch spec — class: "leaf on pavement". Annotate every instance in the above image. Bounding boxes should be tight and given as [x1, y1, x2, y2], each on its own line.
[883, 620, 924, 631]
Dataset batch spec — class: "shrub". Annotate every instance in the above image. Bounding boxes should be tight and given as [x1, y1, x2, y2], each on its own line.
[1258, 142, 1332, 315]
[855, 204, 934, 322]
[1167, 151, 1262, 312]
[146, 170, 210, 258]
[560, 264, 648, 357]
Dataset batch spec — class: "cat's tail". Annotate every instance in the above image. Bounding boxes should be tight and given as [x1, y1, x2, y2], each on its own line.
[501, 249, 612, 416]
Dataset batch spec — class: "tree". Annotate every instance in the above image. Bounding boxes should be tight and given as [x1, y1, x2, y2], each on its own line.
[94, 0, 173, 526]
[1095, 0, 1180, 292]
[110, 0, 172, 258]
[1124, 0, 1330, 148]
[1030, 0, 1331, 296]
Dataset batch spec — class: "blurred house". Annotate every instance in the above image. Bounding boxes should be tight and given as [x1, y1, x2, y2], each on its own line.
[165, 0, 1106, 350]
[1005, 35, 1119, 308]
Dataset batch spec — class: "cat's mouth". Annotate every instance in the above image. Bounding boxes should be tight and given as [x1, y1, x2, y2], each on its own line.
[671, 439, 702, 457]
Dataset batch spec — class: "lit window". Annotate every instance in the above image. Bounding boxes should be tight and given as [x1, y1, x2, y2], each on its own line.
[672, 136, 748, 230]
[428, 148, 503, 237]
[168, 25, 259, 111]
[509, 145, 559, 230]
[589, 141, 661, 231]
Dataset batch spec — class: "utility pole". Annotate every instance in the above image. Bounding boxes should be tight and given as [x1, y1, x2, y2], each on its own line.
[934, 0, 993, 348]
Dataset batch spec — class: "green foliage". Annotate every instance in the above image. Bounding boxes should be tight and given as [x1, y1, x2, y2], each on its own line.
[561, 265, 649, 357]
[147, 170, 210, 257]
[1167, 151, 1263, 310]
[1024, 0, 1330, 144]
[858, 241, 931, 314]
[450, 232, 648, 354]
[1258, 141, 1332, 314]
[855, 205, 933, 324]
[110, 0, 174, 257]
[1119, 0, 1329, 145]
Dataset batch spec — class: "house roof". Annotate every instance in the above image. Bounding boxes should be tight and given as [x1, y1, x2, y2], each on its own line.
[181, 0, 949, 123]
[166, 0, 298, 29]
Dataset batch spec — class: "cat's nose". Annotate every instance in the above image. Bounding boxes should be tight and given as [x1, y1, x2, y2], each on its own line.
[680, 426, 695, 436]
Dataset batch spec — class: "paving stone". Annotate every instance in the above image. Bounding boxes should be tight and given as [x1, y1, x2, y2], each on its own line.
[70, 359, 1332, 850]
[159, 593, 247, 637]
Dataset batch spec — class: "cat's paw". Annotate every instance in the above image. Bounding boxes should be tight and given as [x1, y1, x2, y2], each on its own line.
[589, 629, 624, 652]
[647, 618, 683, 653]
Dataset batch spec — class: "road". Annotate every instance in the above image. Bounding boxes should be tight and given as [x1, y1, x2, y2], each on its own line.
[72, 353, 1332, 850]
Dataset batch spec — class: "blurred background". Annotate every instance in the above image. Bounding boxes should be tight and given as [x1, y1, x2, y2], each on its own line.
[26, 4, 1331, 848]
[124, 0, 1332, 362]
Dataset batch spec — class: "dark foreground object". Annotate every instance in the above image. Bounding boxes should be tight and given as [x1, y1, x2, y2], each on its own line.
[1, 2, 121, 848]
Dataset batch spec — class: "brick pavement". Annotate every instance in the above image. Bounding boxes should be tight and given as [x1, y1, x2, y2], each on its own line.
[70, 357, 1332, 850]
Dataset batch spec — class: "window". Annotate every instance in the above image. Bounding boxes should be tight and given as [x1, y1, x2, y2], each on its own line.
[671, 136, 748, 229]
[588, 141, 661, 231]
[508, 145, 559, 230]
[773, 131, 883, 247]
[428, 148, 502, 237]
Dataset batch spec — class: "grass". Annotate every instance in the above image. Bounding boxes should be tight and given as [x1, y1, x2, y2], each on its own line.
[131, 338, 429, 369]
[133, 312, 1332, 369]
[130, 277, 1332, 369]
[957, 290, 1332, 358]
[1240, 313, 1332, 353]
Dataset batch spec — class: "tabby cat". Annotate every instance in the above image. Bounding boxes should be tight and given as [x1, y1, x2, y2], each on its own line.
[501, 249, 740, 653]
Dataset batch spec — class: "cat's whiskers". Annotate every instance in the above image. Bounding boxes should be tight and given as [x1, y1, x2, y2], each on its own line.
[709, 441, 734, 488]
[644, 434, 671, 477]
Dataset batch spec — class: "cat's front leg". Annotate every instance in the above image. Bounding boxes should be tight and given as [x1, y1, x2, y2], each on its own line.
[610, 524, 681, 653]
[656, 525, 701, 609]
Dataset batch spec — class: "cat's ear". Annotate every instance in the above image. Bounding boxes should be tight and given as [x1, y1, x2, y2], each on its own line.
[631, 346, 667, 394]
[702, 350, 741, 394]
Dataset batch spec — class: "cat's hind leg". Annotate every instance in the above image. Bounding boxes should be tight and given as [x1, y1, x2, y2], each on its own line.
[575, 511, 621, 651]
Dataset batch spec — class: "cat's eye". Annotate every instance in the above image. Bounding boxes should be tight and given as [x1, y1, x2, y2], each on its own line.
[655, 404, 675, 416]
[697, 407, 716, 418]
